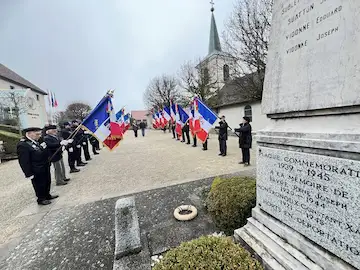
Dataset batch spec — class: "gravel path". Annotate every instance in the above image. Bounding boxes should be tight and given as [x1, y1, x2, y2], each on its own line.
[0, 130, 256, 259]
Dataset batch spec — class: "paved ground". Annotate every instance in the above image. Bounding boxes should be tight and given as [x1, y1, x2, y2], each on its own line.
[0, 130, 256, 265]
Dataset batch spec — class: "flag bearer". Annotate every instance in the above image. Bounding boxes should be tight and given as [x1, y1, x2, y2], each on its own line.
[61, 122, 80, 173]
[17, 127, 59, 205]
[71, 120, 87, 167]
[215, 115, 228, 156]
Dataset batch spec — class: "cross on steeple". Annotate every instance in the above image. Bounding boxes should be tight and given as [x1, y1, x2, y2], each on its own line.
[210, 0, 215, 12]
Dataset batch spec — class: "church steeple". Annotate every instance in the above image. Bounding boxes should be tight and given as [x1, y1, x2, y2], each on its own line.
[208, 1, 222, 55]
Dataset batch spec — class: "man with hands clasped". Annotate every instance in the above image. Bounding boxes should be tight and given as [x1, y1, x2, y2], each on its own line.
[43, 125, 71, 186]
[17, 127, 58, 205]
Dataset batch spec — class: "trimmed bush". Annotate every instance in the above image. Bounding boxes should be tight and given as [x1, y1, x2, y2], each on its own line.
[206, 176, 256, 235]
[0, 130, 21, 157]
[153, 236, 263, 270]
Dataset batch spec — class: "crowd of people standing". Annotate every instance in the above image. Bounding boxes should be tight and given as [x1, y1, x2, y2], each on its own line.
[17, 120, 101, 206]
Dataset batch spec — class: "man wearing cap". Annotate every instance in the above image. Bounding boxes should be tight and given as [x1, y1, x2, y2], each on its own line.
[81, 127, 92, 161]
[235, 117, 252, 166]
[43, 125, 70, 186]
[17, 127, 58, 205]
[60, 122, 80, 173]
[215, 115, 228, 156]
[71, 120, 87, 167]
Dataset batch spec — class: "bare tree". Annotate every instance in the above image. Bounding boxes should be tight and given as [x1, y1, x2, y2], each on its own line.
[222, 0, 273, 100]
[0, 91, 30, 135]
[65, 102, 92, 121]
[53, 111, 68, 125]
[143, 74, 183, 109]
[178, 59, 219, 107]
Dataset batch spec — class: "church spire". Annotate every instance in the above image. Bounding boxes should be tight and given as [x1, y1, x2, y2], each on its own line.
[208, 0, 222, 55]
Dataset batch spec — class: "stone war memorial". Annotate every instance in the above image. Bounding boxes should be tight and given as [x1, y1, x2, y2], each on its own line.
[235, 0, 360, 270]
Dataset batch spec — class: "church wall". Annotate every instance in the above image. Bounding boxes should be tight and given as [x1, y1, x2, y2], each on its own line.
[217, 101, 271, 133]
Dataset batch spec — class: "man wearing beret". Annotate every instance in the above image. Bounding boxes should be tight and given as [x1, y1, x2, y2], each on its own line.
[43, 125, 70, 186]
[235, 116, 252, 166]
[17, 127, 58, 205]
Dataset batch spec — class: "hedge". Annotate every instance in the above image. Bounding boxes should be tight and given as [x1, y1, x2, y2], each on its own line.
[0, 130, 21, 157]
[206, 176, 257, 235]
[153, 236, 263, 270]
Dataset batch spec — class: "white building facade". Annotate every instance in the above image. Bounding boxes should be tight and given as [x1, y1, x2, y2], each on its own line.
[0, 64, 48, 129]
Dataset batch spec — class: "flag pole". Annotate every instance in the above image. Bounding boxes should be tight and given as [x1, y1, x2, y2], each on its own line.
[48, 89, 114, 162]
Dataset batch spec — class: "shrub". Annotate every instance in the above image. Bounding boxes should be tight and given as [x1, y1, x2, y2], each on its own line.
[0, 130, 21, 156]
[153, 236, 263, 270]
[206, 176, 256, 235]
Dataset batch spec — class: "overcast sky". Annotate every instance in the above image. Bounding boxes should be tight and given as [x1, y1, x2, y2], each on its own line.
[0, 0, 233, 112]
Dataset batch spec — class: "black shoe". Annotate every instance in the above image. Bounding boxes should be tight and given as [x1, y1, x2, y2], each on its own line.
[47, 195, 59, 200]
[38, 200, 52, 205]
[218, 153, 223, 156]
[86, 158, 92, 161]
[192, 145, 197, 147]
[64, 178, 70, 182]
[70, 168, 80, 173]
[181, 140, 185, 143]
[77, 163, 86, 167]
[94, 152, 99, 155]
[238, 162, 245, 164]
[222, 154, 227, 157]
[202, 148, 207, 151]
[186, 142, 191, 145]
[56, 182, 68, 186]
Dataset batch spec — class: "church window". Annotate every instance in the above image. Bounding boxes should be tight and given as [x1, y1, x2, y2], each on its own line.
[244, 105, 252, 122]
[223, 64, 230, 81]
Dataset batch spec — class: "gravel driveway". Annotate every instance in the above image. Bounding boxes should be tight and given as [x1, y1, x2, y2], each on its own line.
[0, 130, 256, 260]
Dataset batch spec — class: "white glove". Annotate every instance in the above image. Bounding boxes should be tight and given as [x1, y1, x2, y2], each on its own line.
[62, 146, 66, 152]
[82, 142, 86, 145]
[60, 140, 68, 146]
[69, 147, 74, 153]
[27, 175, 34, 180]
[76, 145, 81, 148]
[40, 142, 47, 149]
[84, 131, 89, 134]
[67, 139, 74, 144]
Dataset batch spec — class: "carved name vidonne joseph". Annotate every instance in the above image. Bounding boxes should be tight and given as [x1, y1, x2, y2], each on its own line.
[257, 147, 360, 268]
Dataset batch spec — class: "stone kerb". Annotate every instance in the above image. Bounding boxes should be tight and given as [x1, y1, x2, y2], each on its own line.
[114, 197, 142, 260]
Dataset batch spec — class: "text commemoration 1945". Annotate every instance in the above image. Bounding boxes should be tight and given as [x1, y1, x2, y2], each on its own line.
[257, 147, 360, 268]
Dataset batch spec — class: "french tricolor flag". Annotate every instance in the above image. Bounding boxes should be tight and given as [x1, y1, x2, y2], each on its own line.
[194, 98, 218, 143]
[163, 106, 171, 125]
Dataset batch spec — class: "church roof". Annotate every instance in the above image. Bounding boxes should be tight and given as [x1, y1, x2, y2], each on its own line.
[208, 11, 222, 55]
[213, 72, 264, 108]
[0, 63, 47, 95]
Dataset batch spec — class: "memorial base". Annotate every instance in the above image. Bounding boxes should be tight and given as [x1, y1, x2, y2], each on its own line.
[235, 207, 356, 270]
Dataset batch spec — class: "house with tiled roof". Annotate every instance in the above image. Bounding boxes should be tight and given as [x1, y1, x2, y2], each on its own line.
[131, 110, 151, 127]
[0, 63, 48, 128]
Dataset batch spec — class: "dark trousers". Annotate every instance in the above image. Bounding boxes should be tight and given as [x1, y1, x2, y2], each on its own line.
[75, 146, 83, 165]
[185, 130, 190, 144]
[219, 139, 227, 155]
[83, 143, 91, 160]
[134, 130, 138, 137]
[95, 140, 100, 150]
[31, 168, 51, 202]
[181, 130, 185, 142]
[68, 150, 76, 169]
[242, 148, 250, 163]
[91, 144, 98, 154]
[203, 139, 208, 150]
[141, 128, 145, 137]
[193, 136, 197, 146]
[172, 127, 175, 138]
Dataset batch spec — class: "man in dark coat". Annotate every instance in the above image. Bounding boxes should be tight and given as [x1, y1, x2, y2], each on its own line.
[43, 125, 70, 186]
[17, 127, 58, 205]
[139, 121, 146, 137]
[71, 120, 87, 167]
[89, 134, 99, 155]
[171, 120, 176, 139]
[235, 116, 252, 166]
[215, 115, 228, 156]
[133, 122, 139, 137]
[60, 122, 80, 173]
[82, 128, 91, 161]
